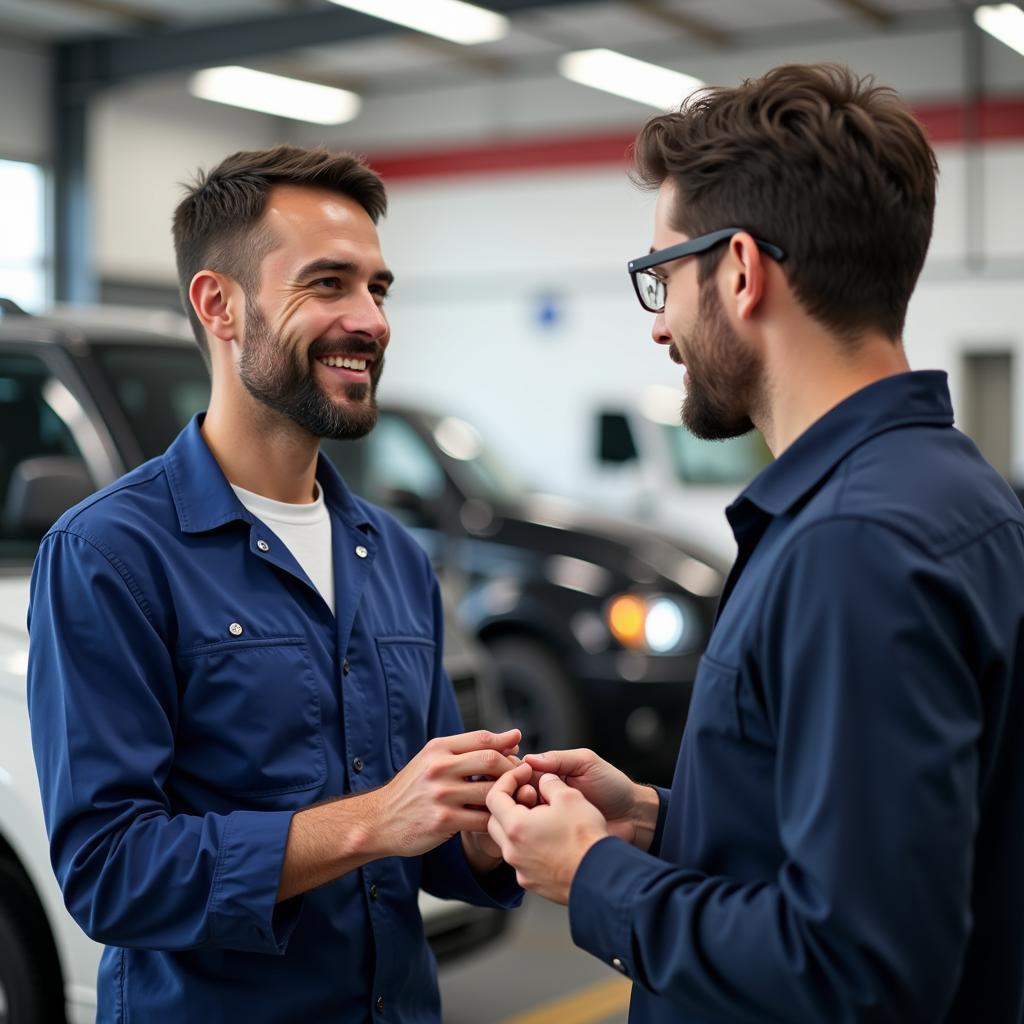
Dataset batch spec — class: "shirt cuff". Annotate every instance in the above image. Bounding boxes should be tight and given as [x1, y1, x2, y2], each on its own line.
[569, 836, 655, 981]
[648, 786, 671, 858]
[207, 809, 303, 953]
[421, 834, 523, 909]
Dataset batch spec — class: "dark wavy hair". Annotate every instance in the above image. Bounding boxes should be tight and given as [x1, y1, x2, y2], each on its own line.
[633, 63, 938, 342]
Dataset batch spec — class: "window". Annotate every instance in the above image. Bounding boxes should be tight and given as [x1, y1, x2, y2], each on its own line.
[662, 425, 773, 486]
[90, 343, 210, 461]
[0, 351, 88, 558]
[0, 160, 48, 312]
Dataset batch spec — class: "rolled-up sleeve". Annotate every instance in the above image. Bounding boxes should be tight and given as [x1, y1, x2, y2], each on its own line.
[28, 528, 301, 953]
[569, 518, 981, 1022]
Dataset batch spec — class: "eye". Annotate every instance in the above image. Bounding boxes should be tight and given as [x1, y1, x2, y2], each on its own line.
[311, 277, 343, 290]
[369, 283, 391, 302]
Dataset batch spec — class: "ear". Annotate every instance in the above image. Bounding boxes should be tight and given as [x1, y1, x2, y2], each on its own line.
[188, 270, 243, 346]
[724, 232, 767, 322]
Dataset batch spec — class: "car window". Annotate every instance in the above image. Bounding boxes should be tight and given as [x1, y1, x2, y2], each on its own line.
[0, 351, 87, 559]
[90, 343, 211, 462]
[662, 423, 773, 486]
[322, 413, 446, 506]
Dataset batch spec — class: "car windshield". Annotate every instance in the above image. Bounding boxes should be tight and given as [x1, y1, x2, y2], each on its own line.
[661, 424, 773, 486]
[91, 342, 211, 461]
[320, 411, 525, 509]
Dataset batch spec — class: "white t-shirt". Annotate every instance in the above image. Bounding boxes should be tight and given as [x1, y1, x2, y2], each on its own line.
[231, 482, 336, 615]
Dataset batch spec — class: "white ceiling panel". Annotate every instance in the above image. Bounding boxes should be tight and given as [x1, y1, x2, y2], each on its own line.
[0, 0, 122, 38]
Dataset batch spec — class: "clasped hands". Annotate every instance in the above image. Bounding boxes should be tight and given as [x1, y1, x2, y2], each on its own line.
[382, 729, 654, 904]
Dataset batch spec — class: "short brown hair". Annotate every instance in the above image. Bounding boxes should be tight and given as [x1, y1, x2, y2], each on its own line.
[172, 144, 387, 362]
[633, 63, 937, 342]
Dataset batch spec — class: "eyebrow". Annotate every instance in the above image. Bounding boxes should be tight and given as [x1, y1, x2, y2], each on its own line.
[295, 258, 395, 288]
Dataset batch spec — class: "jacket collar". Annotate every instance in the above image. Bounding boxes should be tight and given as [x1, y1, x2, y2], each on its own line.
[735, 370, 954, 520]
[163, 413, 374, 535]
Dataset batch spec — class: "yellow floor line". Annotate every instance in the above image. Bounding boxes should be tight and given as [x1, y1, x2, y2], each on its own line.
[496, 976, 632, 1024]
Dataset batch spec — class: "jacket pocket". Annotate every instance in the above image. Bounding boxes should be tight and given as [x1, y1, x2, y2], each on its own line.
[687, 654, 743, 741]
[176, 637, 325, 797]
[376, 637, 435, 774]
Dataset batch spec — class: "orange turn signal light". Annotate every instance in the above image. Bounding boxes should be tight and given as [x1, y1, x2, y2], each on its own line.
[607, 595, 647, 649]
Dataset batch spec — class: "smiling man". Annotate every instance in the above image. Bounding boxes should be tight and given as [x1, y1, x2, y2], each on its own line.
[487, 65, 1024, 1022]
[28, 145, 521, 1023]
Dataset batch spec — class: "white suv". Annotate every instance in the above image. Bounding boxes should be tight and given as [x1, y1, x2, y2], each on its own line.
[0, 305, 509, 1024]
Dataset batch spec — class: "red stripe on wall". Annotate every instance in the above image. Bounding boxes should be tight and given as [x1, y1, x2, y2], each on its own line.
[365, 97, 1024, 182]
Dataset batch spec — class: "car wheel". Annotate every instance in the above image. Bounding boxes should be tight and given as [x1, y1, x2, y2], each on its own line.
[0, 862, 63, 1024]
[485, 637, 584, 755]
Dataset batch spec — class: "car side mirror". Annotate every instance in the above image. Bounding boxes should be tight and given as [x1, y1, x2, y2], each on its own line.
[3, 456, 96, 536]
[597, 412, 638, 465]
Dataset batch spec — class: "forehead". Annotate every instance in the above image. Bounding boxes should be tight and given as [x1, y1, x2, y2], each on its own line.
[261, 184, 383, 265]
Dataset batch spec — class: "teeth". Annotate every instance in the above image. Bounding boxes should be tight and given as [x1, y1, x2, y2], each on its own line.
[319, 356, 368, 370]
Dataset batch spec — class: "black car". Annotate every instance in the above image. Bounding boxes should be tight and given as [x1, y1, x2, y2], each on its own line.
[0, 304, 727, 782]
[319, 409, 726, 782]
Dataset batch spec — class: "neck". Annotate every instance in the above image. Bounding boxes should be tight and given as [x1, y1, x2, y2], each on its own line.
[753, 325, 911, 456]
[202, 376, 320, 505]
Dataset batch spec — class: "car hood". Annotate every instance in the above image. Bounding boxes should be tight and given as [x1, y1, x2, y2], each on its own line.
[486, 493, 727, 598]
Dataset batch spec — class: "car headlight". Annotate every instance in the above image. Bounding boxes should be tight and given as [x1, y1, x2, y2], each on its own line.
[606, 594, 692, 655]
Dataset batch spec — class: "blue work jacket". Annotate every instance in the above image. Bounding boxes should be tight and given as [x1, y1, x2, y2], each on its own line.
[569, 371, 1024, 1022]
[27, 415, 520, 1023]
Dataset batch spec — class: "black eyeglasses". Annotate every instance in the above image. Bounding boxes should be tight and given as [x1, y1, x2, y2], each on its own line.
[628, 228, 786, 313]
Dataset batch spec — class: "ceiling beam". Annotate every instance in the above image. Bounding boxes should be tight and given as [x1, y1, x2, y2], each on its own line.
[625, 0, 730, 48]
[403, 33, 512, 77]
[56, 0, 599, 94]
[824, 0, 895, 28]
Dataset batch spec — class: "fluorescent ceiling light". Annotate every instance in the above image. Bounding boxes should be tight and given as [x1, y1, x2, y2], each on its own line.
[559, 48, 704, 110]
[974, 4, 1024, 57]
[190, 67, 361, 125]
[327, 0, 508, 45]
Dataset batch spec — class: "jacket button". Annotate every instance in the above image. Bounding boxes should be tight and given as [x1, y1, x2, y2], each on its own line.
[256, 539, 269, 552]
[611, 956, 627, 974]
[356, 545, 368, 559]
[343, 658, 351, 676]
[375, 995, 384, 1013]
[228, 623, 243, 636]
[352, 757, 364, 773]
[369, 883, 378, 900]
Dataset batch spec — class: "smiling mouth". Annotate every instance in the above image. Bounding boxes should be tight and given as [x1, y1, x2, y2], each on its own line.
[316, 355, 371, 372]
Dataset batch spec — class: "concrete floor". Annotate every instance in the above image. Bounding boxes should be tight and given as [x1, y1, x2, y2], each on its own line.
[438, 895, 630, 1024]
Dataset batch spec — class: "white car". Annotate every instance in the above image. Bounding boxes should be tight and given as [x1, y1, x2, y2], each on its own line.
[0, 304, 509, 1024]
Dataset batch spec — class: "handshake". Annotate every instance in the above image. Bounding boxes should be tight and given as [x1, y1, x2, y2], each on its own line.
[380, 728, 660, 905]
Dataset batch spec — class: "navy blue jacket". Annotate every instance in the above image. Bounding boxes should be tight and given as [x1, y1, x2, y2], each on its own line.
[569, 371, 1024, 1023]
[27, 415, 519, 1023]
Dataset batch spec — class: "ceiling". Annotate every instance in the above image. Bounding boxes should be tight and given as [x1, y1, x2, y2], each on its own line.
[0, 0, 975, 100]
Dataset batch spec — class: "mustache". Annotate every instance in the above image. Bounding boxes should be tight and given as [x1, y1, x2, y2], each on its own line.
[308, 337, 384, 362]
[669, 344, 685, 365]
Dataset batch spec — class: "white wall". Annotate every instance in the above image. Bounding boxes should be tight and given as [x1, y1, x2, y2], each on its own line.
[89, 76, 279, 283]
[373, 147, 1024, 492]
[0, 38, 51, 164]
[77, 27, 1024, 491]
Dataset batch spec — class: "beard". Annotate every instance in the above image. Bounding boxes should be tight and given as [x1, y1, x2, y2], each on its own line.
[676, 281, 760, 441]
[237, 300, 385, 441]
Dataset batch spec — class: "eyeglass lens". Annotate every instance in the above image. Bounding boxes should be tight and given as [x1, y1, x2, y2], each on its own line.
[637, 272, 665, 313]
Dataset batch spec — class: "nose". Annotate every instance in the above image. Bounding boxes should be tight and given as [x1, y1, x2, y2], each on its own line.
[340, 290, 389, 346]
[651, 310, 672, 347]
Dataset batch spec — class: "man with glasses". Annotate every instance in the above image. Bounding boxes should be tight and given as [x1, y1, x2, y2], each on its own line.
[485, 64, 1024, 1022]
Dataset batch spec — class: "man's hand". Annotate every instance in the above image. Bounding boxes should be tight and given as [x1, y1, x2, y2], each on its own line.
[366, 729, 521, 860]
[486, 763, 608, 904]
[520, 749, 659, 852]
